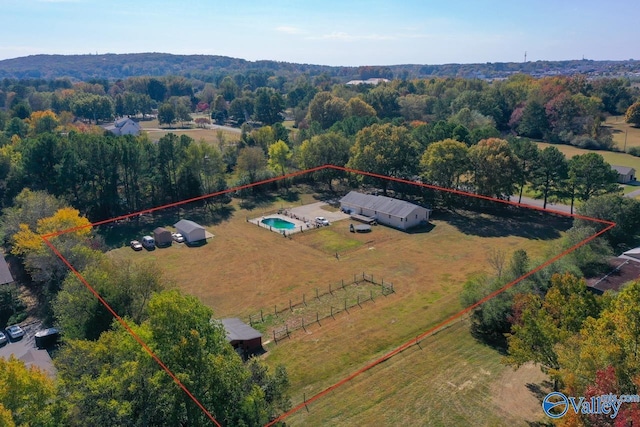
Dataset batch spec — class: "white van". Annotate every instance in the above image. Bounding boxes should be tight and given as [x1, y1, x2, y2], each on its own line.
[141, 235, 155, 250]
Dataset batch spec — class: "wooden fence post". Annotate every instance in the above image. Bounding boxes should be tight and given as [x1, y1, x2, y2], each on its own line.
[289, 299, 292, 312]
[316, 312, 319, 325]
[357, 295, 361, 308]
[342, 279, 345, 289]
[316, 288, 319, 300]
[331, 306, 334, 319]
[302, 317, 306, 332]
[273, 330, 276, 344]
[274, 305, 277, 316]
[330, 283, 333, 295]
[303, 293, 306, 306]
[260, 309, 264, 322]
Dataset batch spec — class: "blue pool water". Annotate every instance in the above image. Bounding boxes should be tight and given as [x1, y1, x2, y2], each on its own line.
[261, 217, 296, 230]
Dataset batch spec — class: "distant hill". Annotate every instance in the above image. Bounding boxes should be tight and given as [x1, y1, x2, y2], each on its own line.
[0, 52, 639, 81]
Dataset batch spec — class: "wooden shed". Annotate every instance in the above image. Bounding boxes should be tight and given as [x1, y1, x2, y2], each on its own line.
[221, 318, 263, 356]
[153, 227, 173, 247]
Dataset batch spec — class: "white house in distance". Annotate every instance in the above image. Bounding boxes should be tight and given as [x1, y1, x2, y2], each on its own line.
[174, 219, 206, 244]
[611, 165, 636, 184]
[339, 191, 430, 231]
[103, 118, 141, 136]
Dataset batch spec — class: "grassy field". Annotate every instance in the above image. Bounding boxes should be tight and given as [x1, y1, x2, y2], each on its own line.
[536, 141, 640, 171]
[107, 189, 568, 424]
[139, 117, 241, 145]
[604, 116, 640, 150]
[285, 320, 551, 427]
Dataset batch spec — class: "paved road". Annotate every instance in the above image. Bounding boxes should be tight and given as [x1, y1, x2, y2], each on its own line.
[625, 188, 640, 199]
[511, 195, 574, 215]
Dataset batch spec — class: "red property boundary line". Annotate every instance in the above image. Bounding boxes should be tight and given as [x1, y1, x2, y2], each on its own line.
[41, 165, 615, 426]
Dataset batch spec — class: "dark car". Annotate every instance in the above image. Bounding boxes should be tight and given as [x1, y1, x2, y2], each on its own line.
[35, 328, 60, 349]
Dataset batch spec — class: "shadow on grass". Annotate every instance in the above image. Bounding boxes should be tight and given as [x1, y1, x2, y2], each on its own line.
[238, 192, 278, 211]
[98, 203, 234, 249]
[440, 207, 572, 240]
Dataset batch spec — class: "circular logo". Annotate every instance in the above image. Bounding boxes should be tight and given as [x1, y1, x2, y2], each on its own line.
[543, 392, 569, 418]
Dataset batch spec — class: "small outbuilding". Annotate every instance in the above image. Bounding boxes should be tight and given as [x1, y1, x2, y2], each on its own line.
[174, 219, 207, 244]
[221, 318, 263, 355]
[0, 254, 14, 286]
[611, 165, 636, 184]
[153, 227, 173, 247]
[340, 191, 430, 231]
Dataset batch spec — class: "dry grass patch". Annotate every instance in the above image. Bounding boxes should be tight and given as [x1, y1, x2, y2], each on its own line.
[285, 320, 550, 427]
[107, 194, 567, 422]
[605, 116, 640, 149]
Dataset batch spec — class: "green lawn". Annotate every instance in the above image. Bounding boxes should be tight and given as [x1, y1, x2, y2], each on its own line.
[537, 142, 640, 171]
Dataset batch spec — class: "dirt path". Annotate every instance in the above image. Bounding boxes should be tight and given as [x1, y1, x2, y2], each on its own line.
[491, 362, 551, 424]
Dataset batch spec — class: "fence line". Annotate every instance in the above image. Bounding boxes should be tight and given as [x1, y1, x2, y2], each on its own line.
[247, 273, 395, 343]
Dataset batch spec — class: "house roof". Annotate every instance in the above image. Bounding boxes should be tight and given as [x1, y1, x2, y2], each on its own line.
[174, 219, 204, 234]
[221, 318, 262, 341]
[587, 256, 640, 294]
[612, 165, 635, 175]
[340, 191, 427, 218]
[0, 255, 14, 285]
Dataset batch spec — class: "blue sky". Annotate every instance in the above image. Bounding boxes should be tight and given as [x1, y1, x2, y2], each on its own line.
[1, 0, 638, 66]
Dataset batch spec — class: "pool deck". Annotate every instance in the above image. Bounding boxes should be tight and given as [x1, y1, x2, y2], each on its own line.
[248, 213, 312, 236]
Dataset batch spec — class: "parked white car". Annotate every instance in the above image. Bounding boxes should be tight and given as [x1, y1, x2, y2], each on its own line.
[171, 232, 185, 243]
[0, 331, 7, 345]
[315, 217, 330, 226]
[6, 324, 24, 340]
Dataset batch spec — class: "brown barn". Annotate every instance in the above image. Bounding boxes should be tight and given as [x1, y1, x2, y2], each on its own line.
[153, 227, 172, 247]
[221, 318, 263, 356]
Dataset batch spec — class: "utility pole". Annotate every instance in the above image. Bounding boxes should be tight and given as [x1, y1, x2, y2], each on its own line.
[524, 51, 527, 63]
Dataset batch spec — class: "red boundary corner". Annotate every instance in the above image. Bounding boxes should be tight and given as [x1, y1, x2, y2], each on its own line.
[41, 165, 616, 426]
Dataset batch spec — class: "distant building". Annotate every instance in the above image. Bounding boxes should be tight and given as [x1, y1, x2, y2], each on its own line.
[611, 165, 636, 184]
[103, 117, 141, 136]
[339, 191, 430, 231]
[345, 78, 390, 86]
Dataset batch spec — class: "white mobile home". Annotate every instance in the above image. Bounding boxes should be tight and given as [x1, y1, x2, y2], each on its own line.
[339, 191, 430, 231]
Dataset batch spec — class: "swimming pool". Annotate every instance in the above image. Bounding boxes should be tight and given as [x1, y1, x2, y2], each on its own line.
[261, 217, 296, 230]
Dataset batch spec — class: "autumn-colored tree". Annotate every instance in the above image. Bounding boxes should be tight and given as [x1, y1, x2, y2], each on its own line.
[26, 109, 59, 135]
[625, 101, 640, 126]
[505, 273, 602, 389]
[0, 356, 59, 426]
[11, 207, 91, 256]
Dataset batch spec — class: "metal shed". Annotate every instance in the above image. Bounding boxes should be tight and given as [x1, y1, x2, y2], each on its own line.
[174, 220, 206, 244]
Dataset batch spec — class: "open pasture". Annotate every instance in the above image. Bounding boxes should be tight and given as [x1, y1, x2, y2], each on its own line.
[108, 190, 569, 424]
